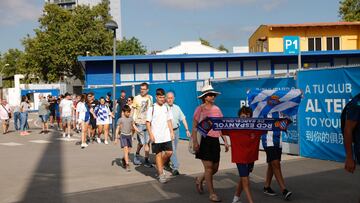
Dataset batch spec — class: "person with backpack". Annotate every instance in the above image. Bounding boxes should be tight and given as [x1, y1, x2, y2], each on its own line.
[146, 88, 174, 183]
[342, 93, 360, 173]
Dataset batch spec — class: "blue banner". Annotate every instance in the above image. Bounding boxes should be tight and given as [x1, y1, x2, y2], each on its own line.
[297, 67, 360, 162]
[212, 77, 298, 144]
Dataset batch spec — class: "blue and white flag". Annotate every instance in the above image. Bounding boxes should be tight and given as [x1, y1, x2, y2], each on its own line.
[247, 89, 302, 118]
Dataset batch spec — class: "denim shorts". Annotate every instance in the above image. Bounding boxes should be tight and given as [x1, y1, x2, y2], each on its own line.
[62, 116, 72, 123]
[39, 115, 49, 123]
[120, 134, 132, 148]
[136, 124, 149, 145]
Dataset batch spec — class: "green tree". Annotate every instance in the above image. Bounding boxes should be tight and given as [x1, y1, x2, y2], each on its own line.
[20, 0, 146, 83]
[0, 49, 24, 87]
[218, 44, 229, 53]
[199, 38, 212, 47]
[339, 0, 360, 21]
[116, 37, 147, 55]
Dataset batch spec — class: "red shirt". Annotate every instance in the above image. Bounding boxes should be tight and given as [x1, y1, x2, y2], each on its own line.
[223, 130, 264, 164]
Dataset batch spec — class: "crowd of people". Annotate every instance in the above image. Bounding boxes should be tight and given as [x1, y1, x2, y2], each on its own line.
[1, 81, 358, 203]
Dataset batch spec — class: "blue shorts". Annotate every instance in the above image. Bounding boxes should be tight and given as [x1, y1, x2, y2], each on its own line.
[120, 134, 132, 148]
[39, 115, 49, 123]
[236, 163, 254, 177]
[136, 124, 149, 145]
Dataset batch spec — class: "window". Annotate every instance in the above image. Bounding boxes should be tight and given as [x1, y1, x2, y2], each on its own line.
[327, 37, 340, 51]
[308, 37, 322, 51]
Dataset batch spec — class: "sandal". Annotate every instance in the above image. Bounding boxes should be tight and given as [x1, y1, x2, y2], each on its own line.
[209, 194, 221, 202]
[195, 177, 204, 194]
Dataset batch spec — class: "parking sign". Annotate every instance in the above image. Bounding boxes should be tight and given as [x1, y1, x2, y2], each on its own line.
[283, 36, 300, 54]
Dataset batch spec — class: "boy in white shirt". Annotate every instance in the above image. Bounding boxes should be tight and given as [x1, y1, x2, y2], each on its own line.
[146, 88, 174, 183]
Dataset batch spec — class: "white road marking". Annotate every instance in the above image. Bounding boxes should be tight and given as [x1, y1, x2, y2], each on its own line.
[250, 173, 265, 183]
[56, 138, 79, 142]
[151, 182, 171, 200]
[0, 142, 23, 146]
[29, 140, 52, 144]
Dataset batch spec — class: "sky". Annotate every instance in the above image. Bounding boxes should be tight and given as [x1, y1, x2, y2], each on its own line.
[0, 0, 340, 54]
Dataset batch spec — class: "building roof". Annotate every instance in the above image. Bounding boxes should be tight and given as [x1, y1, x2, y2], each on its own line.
[265, 21, 360, 29]
[78, 50, 360, 63]
[157, 41, 226, 55]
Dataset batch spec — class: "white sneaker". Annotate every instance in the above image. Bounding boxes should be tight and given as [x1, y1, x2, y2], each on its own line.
[232, 196, 242, 203]
[104, 140, 109, 145]
[67, 134, 71, 139]
[97, 138, 101, 144]
[62, 133, 66, 138]
[81, 143, 88, 148]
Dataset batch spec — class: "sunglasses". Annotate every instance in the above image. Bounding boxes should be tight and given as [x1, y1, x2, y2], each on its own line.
[206, 93, 217, 97]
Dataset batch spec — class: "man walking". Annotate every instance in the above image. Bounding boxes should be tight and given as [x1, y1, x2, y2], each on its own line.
[165, 91, 191, 175]
[342, 93, 360, 173]
[132, 83, 153, 167]
[146, 88, 174, 183]
[60, 93, 74, 138]
[38, 94, 50, 134]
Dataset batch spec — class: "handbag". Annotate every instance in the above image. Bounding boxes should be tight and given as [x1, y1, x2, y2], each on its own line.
[1, 104, 11, 119]
[188, 106, 205, 154]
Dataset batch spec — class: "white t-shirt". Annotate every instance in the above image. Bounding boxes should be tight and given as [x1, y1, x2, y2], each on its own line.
[76, 102, 87, 121]
[146, 103, 173, 143]
[60, 99, 73, 118]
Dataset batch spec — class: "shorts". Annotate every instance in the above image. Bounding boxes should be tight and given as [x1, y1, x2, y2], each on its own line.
[62, 116, 72, 123]
[120, 134, 132, 148]
[264, 147, 282, 163]
[236, 163, 254, 177]
[90, 118, 97, 129]
[136, 124, 149, 145]
[39, 115, 49, 123]
[50, 110, 56, 117]
[152, 141, 173, 154]
[195, 136, 220, 163]
[56, 116, 61, 122]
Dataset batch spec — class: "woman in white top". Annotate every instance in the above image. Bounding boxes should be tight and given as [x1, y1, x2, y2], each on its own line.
[94, 97, 114, 144]
[76, 94, 91, 148]
[0, 99, 12, 134]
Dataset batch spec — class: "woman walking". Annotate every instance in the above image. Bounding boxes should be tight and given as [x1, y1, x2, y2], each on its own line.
[192, 84, 229, 202]
[77, 94, 90, 148]
[20, 96, 31, 136]
[94, 97, 113, 144]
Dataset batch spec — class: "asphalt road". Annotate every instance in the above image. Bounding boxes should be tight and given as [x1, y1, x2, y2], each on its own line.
[0, 113, 359, 203]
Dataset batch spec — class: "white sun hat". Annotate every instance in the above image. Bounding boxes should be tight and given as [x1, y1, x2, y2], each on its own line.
[197, 84, 221, 99]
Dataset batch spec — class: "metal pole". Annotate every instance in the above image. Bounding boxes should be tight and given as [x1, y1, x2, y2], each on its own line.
[298, 51, 302, 71]
[112, 30, 116, 141]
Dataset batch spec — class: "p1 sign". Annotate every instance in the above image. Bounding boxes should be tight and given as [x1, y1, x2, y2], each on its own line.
[284, 36, 300, 55]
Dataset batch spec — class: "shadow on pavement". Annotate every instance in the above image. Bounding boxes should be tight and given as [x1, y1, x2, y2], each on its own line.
[61, 159, 360, 203]
[18, 132, 64, 203]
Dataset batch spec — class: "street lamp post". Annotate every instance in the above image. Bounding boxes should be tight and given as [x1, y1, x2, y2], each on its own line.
[105, 20, 118, 141]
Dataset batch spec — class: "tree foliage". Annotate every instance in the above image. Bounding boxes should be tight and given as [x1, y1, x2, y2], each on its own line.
[218, 44, 229, 53]
[19, 0, 146, 83]
[199, 38, 212, 47]
[339, 0, 360, 21]
[116, 37, 147, 55]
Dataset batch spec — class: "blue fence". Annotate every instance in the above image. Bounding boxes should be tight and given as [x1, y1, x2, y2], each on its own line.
[84, 66, 360, 162]
[297, 66, 360, 162]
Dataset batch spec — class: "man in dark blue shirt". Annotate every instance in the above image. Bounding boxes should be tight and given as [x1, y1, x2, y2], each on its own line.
[342, 93, 360, 173]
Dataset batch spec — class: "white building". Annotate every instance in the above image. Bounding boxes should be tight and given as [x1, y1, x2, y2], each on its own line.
[233, 46, 249, 53]
[45, 0, 122, 39]
[157, 41, 227, 55]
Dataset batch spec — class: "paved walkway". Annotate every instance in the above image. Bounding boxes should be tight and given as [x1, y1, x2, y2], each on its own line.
[0, 113, 359, 203]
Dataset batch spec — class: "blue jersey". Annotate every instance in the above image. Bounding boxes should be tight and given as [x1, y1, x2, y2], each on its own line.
[261, 112, 286, 148]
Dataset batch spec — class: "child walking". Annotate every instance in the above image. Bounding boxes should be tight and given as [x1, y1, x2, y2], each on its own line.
[115, 105, 138, 171]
